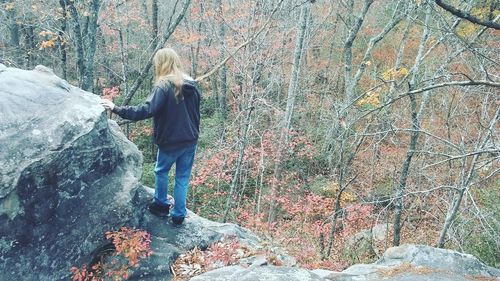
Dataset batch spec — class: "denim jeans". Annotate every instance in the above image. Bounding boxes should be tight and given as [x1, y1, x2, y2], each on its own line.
[154, 144, 196, 219]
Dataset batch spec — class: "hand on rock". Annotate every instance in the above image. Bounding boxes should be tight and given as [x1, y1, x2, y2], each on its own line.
[100, 99, 115, 110]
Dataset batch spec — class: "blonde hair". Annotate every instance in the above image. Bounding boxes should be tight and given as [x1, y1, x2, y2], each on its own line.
[153, 48, 184, 100]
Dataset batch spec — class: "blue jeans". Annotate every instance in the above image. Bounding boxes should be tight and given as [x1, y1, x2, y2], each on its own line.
[154, 144, 196, 219]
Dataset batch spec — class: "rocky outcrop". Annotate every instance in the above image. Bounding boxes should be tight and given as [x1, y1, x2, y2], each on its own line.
[346, 224, 393, 262]
[0, 65, 144, 280]
[314, 244, 500, 281]
[190, 266, 325, 281]
[0, 65, 261, 280]
[192, 244, 499, 281]
[128, 186, 262, 280]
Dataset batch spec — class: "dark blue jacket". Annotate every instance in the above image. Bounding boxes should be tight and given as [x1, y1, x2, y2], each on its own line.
[113, 79, 201, 151]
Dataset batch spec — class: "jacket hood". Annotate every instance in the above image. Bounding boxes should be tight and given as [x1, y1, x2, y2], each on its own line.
[182, 79, 198, 95]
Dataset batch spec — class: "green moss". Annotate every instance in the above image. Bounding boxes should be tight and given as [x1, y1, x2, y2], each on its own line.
[140, 162, 156, 187]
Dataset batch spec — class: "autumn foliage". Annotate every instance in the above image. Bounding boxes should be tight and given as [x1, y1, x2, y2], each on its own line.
[2, 0, 498, 274]
[172, 236, 254, 280]
[70, 227, 152, 281]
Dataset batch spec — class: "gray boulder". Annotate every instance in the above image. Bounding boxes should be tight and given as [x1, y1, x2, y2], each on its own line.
[345, 224, 392, 262]
[0, 65, 143, 280]
[317, 244, 500, 281]
[190, 265, 325, 281]
[0, 65, 262, 281]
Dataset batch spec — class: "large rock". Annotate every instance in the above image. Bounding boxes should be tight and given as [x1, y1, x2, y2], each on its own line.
[192, 243, 500, 281]
[190, 265, 325, 281]
[346, 224, 392, 262]
[0, 65, 143, 280]
[0, 65, 262, 281]
[128, 186, 262, 280]
[317, 244, 500, 281]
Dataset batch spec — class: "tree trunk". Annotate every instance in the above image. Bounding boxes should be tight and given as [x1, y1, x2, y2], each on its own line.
[437, 108, 499, 247]
[4, 0, 22, 67]
[65, 0, 86, 87]
[152, 0, 158, 44]
[437, 187, 466, 248]
[219, 62, 228, 117]
[119, 30, 128, 93]
[81, 0, 100, 92]
[189, 21, 202, 76]
[255, 136, 266, 215]
[23, 23, 36, 68]
[393, 2, 432, 246]
[64, 0, 100, 92]
[222, 93, 255, 222]
[323, 140, 347, 259]
[59, 0, 68, 80]
[268, 3, 310, 223]
[350, 1, 407, 94]
[323, 125, 366, 259]
[122, 0, 192, 105]
[216, 0, 228, 117]
[393, 93, 418, 246]
[343, 0, 374, 104]
[141, 0, 151, 27]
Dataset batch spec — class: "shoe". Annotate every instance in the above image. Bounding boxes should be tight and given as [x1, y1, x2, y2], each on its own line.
[171, 216, 184, 226]
[148, 201, 170, 218]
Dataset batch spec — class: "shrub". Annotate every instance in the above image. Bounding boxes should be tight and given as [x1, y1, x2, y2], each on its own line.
[70, 227, 152, 281]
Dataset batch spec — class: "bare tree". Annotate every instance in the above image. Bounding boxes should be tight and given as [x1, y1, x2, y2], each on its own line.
[122, 0, 192, 105]
[58, 0, 68, 79]
[268, 2, 311, 223]
[64, 0, 100, 92]
[435, 95, 499, 247]
[2, 0, 22, 67]
[392, 2, 433, 246]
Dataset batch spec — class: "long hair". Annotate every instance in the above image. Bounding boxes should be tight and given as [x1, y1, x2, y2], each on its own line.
[153, 48, 184, 101]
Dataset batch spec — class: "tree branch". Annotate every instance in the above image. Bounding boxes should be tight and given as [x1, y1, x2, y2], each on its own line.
[434, 0, 500, 30]
[122, 0, 191, 105]
[381, 80, 500, 110]
[407, 80, 500, 95]
[423, 149, 500, 169]
[347, 79, 500, 134]
[194, 0, 285, 82]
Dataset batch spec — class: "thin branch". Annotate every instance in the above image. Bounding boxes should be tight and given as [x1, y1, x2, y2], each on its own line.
[357, 127, 463, 153]
[343, 79, 500, 140]
[392, 80, 498, 109]
[195, 0, 285, 82]
[434, 0, 500, 30]
[423, 149, 500, 169]
[122, 0, 191, 105]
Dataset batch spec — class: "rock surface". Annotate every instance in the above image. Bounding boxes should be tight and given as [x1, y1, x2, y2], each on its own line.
[190, 265, 325, 281]
[346, 224, 392, 262]
[315, 244, 500, 281]
[127, 186, 261, 280]
[0, 65, 262, 281]
[0, 65, 143, 280]
[192, 244, 500, 281]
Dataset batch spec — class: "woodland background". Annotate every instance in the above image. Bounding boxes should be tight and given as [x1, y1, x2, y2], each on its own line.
[1, 0, 499, 270]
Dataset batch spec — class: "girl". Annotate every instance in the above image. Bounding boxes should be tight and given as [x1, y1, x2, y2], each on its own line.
[100, 48, 201, 226]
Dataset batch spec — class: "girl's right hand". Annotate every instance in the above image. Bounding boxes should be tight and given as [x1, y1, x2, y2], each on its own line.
[99, 99, 115, 110]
